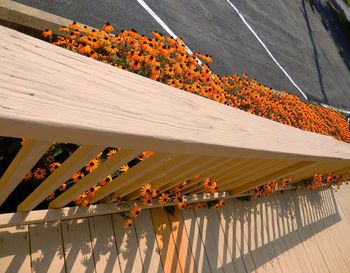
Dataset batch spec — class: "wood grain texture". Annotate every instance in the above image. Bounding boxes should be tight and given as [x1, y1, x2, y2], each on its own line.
[0, 225, 31, 273]
[181, 208, 213, 273]
[291, 191, 331, 273]
[167, 208, 198, 273]
[88, 215, 122, 273]
[29, 221, 66, 273]
[232, 198, 277, 273]
[217, 199, 257, 273]
[1, 26, 350, 162]
[61, 218, 96, 273]
[194, 206, 235, 273]
[2, 189, 350, 273]
[228, 161, 315, 194]
[151, 208, 183, 273]
[269, 193, 315, 273]
[133, 210, 164, 273]
[111, 214, 144, 273]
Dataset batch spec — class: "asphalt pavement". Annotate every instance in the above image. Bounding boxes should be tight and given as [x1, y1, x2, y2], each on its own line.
[14, 0, 350, 110]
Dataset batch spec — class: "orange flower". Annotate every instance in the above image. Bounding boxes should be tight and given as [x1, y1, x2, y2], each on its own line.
[33, 167, 47, 180]
[140, 184, 152, 197]
[203, 178, 212, 189]
[130, 60, 142, 71]
[24, 171, 32, 181]
[69, 21, 79, 30]
[124, 219, 133, 228]
[208, 181, 218, 194]
[152, 189, 159, 198]
[130, 206, 141, 217]
[174, 192, 183, 203]
[102, 22, 115, 33]
[50, 162, 61, 173]
[72, 171, 84, 183]
[59, 26, 70, 32]
[42, 29, 52, 38]
[107, 149, 118, 158]
[79, 44, 92, 55]
[141, 196, 152, 206]
[59, 183, 67, 191]
[178, 200, 186, 210]
[46, 192, 55, 201]
[138, 150, 155, 161]
[21, 138, 27, 146]
[214, 199, 225, 208]
[119, 164, 129, 173]
[159, 193, 169, 205]
[86, 159, 99, 172]
[100, 175, 112, 185]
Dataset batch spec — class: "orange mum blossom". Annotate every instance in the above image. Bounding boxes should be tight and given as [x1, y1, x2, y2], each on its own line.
[137, 150, 155, 161]
[72, 171, 84, 183]
[124, 219, 133, 228]
[102, 22, 114, 33]
[21, 138, 27, 146]
[24, 171, 32, 181]
[46, 192, 55, 201]
[59, 183, 67, 191]
[42, 29, 52, 38]
[152, 189, 160, 198]
[203, 178, 212, 189]
[140, 183, 152, 197]
[208, 181, 219, 194]
[69, 21, 80, 30]
[107, 149, 118, 158]
[87, 186, 100, 201]
[119, 164, 129, 173]
[141, 196, 152, 206]
[130, 206, 142, 217]
[174, 192, 183, 203]
[159, 193, 169, 205]
[86, 158, 99, 172]
[178, 200, 186, 210]
[50, 162, 61, 173]
[100, 175, 112, 186]
[33, 167, 47, 180]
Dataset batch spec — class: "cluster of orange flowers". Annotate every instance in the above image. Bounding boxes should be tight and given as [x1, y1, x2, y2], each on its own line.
[254, 177, 293, 197]
[304, 173, 349, 191]
[121, 177, 224, 227]
[139, 177, 222, 209]
[43, 22, 350, 142]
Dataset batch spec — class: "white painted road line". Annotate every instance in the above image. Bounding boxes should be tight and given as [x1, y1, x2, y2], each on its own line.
[225, 0, 309, 101]
[136, 0, 193, 54]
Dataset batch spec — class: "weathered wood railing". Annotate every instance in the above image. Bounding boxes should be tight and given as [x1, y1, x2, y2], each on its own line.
[1, 25, 350, 222]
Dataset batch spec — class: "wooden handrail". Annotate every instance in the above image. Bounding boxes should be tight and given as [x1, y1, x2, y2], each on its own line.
[0, 25, 350, 212]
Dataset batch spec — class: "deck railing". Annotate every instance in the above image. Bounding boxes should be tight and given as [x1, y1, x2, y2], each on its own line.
[1, 25, 350, 220]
